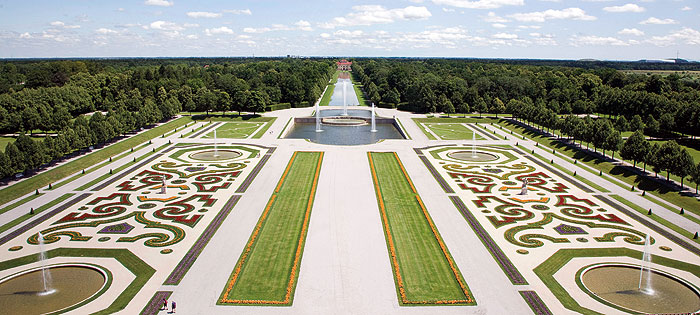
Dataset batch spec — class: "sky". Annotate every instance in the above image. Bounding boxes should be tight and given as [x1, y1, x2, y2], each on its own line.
[0, 0, 697, 60]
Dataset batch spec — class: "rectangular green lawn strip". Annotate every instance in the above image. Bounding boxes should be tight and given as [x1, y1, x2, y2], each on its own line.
[425, 123, 485, 140]
[202, 122, 265, 139]
[319, 83, 335, 106]
[252, 117, 277, 138]
[218, 151, 323, 305]
[368, 152, 474, 305]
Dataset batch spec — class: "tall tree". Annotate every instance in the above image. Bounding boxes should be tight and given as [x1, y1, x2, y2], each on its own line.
[620, 130, 649, 168]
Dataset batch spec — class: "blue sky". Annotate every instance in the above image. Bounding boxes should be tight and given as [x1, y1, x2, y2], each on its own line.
[0, 0, 697, 60]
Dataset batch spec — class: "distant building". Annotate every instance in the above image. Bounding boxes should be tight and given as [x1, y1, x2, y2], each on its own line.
[337, 59, 352, 71]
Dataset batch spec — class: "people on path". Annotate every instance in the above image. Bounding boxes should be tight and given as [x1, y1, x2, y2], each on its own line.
[171, 300, 176, 313]
[161, 298, 167, 310]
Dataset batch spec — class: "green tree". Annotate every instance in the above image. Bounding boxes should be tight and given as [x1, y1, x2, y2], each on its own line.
[437, 94, 455, 117]
[645, 114, 660, 135]
[246, 90, 267, 115]
[491, 97, 505, 118]
[629, 114, 645, 132]
[674, 149, 695, 188]
[382, 88, 401, 108]
[475, 98, 488, 118]
[4, 142, 23, 174]
[656, 141, 682, 181]
[620, 130, 649, 168]
[690, 162, 700, 194]
[0, 150, 10, 178]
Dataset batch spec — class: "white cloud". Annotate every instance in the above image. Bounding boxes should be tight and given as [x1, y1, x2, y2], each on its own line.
[432, 0, 523, 10]
[618, 28, 644, 36]
[223, 9, 252, 15]
[681, 6, 692, 11]
[295, 20, 313, 31]
[509, 8, 596, 23]
[603, 4, 645, 13]
[443, 8, 455, 12]
[518, 25, 541, 29]
[571, 35, 630, 46]
[493, 32, 518, 39]
[492, 23, 507, 28]
[50, 21, 80, 29]
[186, 34, 198, 40]
[96, 28, 118, 34]
[205, 26, 234, 36]
[648, 28, 700, 46]
[320, 5, 431, 28]
[19, 32, 31, 39]
[483, 12, 508, 22]
[145, 0, 173, 7]
[149, 21, 184, 31]
[320, 33, 331, 38]
[183, 23, 199, 28]
[640, 17, 678, 25]
[186, 11, 222, 18]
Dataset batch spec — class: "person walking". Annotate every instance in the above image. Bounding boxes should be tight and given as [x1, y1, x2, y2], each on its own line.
[161, 298, 167, 310]
[171, 300, 176, 313]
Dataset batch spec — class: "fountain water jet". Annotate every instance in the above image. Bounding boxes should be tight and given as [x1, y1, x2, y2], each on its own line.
[639, 234, 654, 294]
[315, 99, 322, 132]
[370, 103, 377, 132]
[37, 232, 55, 296]
[342, 80, 348, 116]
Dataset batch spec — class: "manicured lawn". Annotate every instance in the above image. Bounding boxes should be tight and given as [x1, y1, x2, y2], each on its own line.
[219, 151, 323, 305]
[413, 117, 494, 140]
[319, 84, 335, 106]
[0, 137, 13, 152]
[0, 116, 191, 207]
[611, 195, 700, 245]
[368, 152, 473, 305]
[203, 122, 265, 139]
[0, 193, 73, 234]
[423, 123, 485, 140]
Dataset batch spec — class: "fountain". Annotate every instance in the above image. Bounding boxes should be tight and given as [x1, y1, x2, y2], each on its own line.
[159, 175, 166, 194]
[342, 80, 348, 116]
[639, 234, 653, 294]
[370, 103, 377, 133]
[37, 232, 54, 296]
[315, 99, 322, 132]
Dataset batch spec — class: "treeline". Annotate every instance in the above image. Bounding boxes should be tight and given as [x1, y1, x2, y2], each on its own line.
[353, 59, 700, 138]
[0, 58, 334, 178]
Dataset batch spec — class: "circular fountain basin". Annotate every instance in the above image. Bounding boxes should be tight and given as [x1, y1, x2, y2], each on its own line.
[0, 264, 107, 314]
[447, 151, 499, 162]
[580, 263, 700, 314]
[189, 149, 241, 161]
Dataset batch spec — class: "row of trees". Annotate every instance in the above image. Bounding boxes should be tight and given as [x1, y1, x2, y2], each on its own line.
[620, 131, 700, 190]
[508, 97, 700, 192]
[0, 87, 182, 178]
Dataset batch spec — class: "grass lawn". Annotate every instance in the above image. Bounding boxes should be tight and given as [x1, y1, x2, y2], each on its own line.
[219, 151, 323, 305]
[498, 119, 700, 217]
[319, 84, 335, 106]
[202, 122, 265, 139]
[368, 152, 473, 305]
[0, 137, 13, 152]
[423, 123, 485, 140]
[0, 116, 192, 207]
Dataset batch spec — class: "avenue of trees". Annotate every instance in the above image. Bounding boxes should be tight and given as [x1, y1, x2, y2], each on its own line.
[0, 59, 334, 178]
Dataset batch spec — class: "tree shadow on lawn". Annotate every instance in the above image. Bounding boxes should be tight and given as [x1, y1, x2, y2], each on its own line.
[192, 113, 262, 121]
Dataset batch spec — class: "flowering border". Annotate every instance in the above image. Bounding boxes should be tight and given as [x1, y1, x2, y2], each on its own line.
[368, 152, 474, 305]
[218, 151, 323, 306]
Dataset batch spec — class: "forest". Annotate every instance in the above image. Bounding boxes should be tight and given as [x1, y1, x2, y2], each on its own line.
[0, 58, 334, 178]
